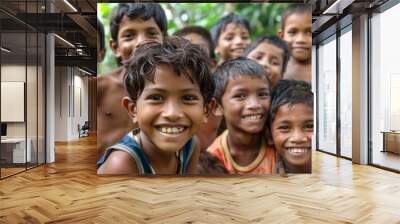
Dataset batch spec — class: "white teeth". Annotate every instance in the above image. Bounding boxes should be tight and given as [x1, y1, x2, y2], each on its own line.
[232, 49, 244, 53]
[288, 148, 308, 154]
[158, 127, 185, 134]
[243, 114, 262, 120]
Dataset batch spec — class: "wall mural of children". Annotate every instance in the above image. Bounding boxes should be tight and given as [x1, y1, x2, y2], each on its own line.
[97, 3, 313, 175]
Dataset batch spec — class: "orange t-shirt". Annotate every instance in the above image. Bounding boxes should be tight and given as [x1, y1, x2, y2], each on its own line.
[207, 130, 276, 174]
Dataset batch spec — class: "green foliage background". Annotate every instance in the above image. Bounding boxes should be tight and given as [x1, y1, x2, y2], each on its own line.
[98, 3, 288, 74]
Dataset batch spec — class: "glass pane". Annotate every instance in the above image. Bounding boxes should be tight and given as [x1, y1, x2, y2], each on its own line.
[339, 28, 352, 158]
[1, 1, 46, 178]
[317, 36, 337, 154]
[38, 32, 45, 165]
[1, 2, 27, 177]
[371, 3, 400, 171]
[26, 0, 40, 169]
[312, 45, 317, 151]
[27, 31, 38, 169]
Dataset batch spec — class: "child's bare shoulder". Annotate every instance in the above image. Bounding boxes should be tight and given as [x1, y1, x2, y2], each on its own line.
[98, 67, 125, 86]
[97, 150, 138, 175]
[97, 67, 127, 107]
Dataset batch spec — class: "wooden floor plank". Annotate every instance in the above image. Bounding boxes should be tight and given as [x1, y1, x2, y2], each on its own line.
[0, 135, 399, 223]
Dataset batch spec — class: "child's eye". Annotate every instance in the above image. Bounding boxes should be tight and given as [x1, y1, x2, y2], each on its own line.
[271, 60, 281, 66]
[277, 125, 290, 132]
[148, 31, 160, 37]
[259, 91, 270, 98]
[224, 36, 233, 41]
[147, 94, 163, 102]
[233, 93, 246, 99]
[182, 95, 199, 103]
[305, 123, 314, 130]
[255, 55, 263, 61]
[123, 33, 134, 39]
[241, 35, 249, 40]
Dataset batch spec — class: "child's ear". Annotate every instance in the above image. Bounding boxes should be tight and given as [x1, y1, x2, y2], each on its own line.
[211, 58, 217, 70]
[214, 44, 221, 56]
[98, 49, 106, 63]
[213, 101, 223, 117]
[264, 126, 274, 146]
[203, 99, 217, 123]
[122, 96, 137, 123]
[278, 31, 283, 39]
[109, 39, 121, 58]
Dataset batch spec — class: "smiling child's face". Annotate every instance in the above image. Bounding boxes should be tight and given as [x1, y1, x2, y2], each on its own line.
[216, 23, 251, 62]
[220, 75, 270, 135]
[271, 103, 313, 168]
[182, 33, 211, 57]
[247, 42, 284, 87]
[280, 12, 312, 63]
[112, 16, 163, 62]
[133, 64, 207, 154]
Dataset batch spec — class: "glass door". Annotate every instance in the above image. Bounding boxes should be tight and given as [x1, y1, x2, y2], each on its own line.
[370, 2, 400, 171]
[0, 8, 28, 177]
[317, 35, 337, 155]
[0, 0, 47, 178]
[339, 26, 352, 159]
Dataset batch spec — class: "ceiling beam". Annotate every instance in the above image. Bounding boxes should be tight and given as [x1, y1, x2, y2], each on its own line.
[67, 13, 96, 40]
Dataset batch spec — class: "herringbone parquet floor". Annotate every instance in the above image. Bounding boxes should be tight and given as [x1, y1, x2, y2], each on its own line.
[1, 135, 400, 223]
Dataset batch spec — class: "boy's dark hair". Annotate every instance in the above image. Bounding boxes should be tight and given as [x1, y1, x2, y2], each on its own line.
[281, 4, 311, 31]
[197, 151, 229, 175]
[110, 3, 167, 44]
[124, 36, 215, 105]
[210, 13, 251, 46]
[243, 35, 290, 74]
[174, 26, 216, 59]
[269, 79, 313, 125]
[97, 18, 105, 51]
[213, 57, 270, 104]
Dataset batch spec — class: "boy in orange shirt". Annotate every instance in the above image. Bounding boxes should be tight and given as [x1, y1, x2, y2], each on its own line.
[207, 58, 276, 174]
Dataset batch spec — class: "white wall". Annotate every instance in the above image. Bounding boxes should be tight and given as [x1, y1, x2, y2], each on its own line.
[73, 72, 89, 137]
[1, 64, 45, 164]
[55, 67, 69, 141]
[54, 67, 89, 141]
[1, 65, 32, 138]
